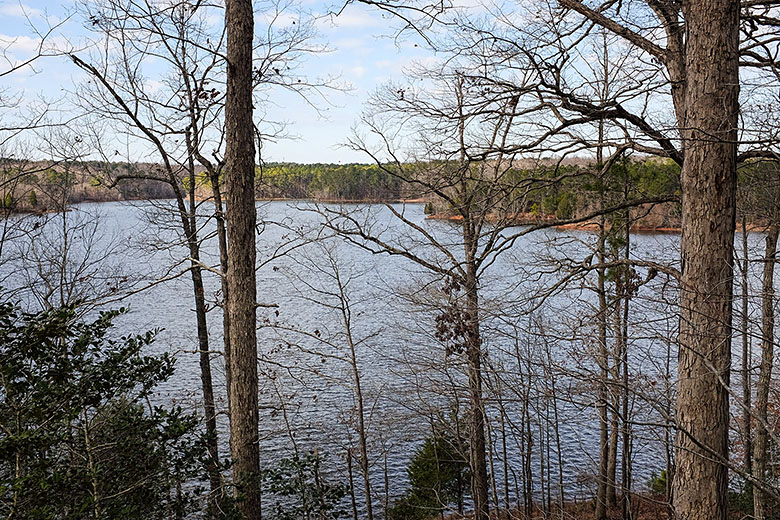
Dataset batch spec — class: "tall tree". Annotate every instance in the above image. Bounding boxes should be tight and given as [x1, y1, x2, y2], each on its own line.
[224, 0, 261, 518]
[456, 0, 742, 515]
[672, 2, 739, 519]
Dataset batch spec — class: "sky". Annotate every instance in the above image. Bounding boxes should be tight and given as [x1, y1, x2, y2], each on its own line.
[0, 0, 440, 164]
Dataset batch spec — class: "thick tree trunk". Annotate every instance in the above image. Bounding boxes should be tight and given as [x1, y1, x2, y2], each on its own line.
[224, 0, 260, 517]
[672, 1, 739, 519]
[752, 223, 778, 520]
[456, 79, 489, 520]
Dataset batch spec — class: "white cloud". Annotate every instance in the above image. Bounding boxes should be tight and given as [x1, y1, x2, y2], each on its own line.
[350, 65, 366, 79]
[0, 32, 70, 67]
[0, 33, 43, 55]
[0, 2, 43, 19]
[334, 37, 368, 50]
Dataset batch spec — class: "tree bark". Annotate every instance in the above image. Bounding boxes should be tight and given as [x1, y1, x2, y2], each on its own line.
[672, 2, 739, 519]
[464, 258, 489, 520]
[185, 138, 223, 513]
[224, 0, 260, 517]
[752, 223, 778, 520]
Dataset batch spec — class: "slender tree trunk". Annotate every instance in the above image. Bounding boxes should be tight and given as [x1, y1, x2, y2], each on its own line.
[596, 201, 610, 520]
[741, 216, 753, 484]
[523, 349, 534, 518]
[224, 0, 260, 517]
[185, 143, 223, 513]
[463, 235, 489, 520]
[620, 195, 632, 520]
[340, 284, 374, 520]
[753, 223, 778, 520]
[210, 170, 233, 409]
[383, 448, 390, 517]
[664, 331, 675, 516]
[607, 293, 621, 508]
[347, 449, 359, 520]
[498, 390, 511, 518]
[672, 1, 739, 518]
[485, 407, 500, 515]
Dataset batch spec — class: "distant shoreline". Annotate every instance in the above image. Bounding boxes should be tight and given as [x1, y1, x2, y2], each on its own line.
[427, 212, 766, 234]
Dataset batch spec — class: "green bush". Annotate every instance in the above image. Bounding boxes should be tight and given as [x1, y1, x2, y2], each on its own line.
[0, 302, 206, 519]
[388, 426, 469, 520]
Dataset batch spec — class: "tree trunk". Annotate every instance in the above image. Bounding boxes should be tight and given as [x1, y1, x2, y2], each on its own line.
[347, 449, 359, 520]
[464, 254, 489, 520]
[607, 295, 621, 508]
[341, 283, 374, 520]
[224, 0, 260, 517]
[210, 170, 233, 412]
[185, 144, 223, 513]
[620, 194, 632, 520]
[596, 205, 610, 520]
[753, 223, 778, 520]
[672, 2, 739, 519]
[741, 217, 753, 483]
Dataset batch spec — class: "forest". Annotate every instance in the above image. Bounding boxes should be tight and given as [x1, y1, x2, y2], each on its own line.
[1, 0, 779, 520]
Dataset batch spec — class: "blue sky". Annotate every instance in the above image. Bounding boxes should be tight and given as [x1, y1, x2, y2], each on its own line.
[0, 0, 438, 163]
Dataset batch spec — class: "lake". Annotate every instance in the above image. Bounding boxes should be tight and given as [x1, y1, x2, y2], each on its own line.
[2, 199, 763, 515]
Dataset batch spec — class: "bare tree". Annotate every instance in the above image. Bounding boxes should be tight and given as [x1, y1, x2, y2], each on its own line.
[68, 1, 230, 507]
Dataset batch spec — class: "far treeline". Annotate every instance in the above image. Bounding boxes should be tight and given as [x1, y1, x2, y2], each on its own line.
[6, 157, 780, 231]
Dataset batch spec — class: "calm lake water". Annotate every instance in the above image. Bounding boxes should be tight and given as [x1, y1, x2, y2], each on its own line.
[3, 199, 763, 513]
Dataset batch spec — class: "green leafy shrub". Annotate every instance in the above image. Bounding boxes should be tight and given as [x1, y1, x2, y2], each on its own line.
[0, 302, 206, 519]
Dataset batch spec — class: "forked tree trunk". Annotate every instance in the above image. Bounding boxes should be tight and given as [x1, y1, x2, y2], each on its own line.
[672, 1, 739, 518]
[224, 0, 260, 517]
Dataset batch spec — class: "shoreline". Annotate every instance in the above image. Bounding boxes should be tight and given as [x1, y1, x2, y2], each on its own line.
[426, 212, 766, 234]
